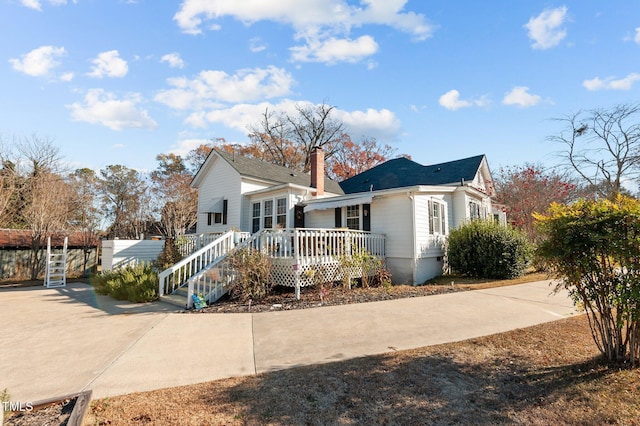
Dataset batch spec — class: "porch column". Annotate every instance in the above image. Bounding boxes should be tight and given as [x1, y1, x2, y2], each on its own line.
[293, 228, 301, 299]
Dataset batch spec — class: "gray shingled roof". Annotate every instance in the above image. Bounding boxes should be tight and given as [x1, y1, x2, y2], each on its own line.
[215, 149, 344, 194]
[339, 154, 485, 194]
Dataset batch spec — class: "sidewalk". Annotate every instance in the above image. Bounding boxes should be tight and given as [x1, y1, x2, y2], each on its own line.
[0, 281, 576, 402]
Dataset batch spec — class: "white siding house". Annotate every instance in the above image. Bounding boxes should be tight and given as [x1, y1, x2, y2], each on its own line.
[191, 148, 506, 286]
[303, 155, 505, 284]
[191, 148, 343, 235]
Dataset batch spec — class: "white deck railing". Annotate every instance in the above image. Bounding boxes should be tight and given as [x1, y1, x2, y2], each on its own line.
[244, 228, 386, 261]
[177, 232, 225, 257]
[185, 231, 263, 308]
[175, 228, 386, 307]
[158, 231, 249, 297]
[240, 228, 386, 298]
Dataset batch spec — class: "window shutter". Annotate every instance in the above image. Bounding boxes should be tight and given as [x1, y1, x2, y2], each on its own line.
[207, 212, 213, 226]
[362, 203, 371, 232]
[335, 207, 342, 228]
[294, 205, 305, 228]
[222, 199, 228, 225]
[441, 203, 446, 234]
[428, 200, 434, 235]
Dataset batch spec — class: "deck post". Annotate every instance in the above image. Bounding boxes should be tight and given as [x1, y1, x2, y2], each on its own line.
[293, 228, 301, 299]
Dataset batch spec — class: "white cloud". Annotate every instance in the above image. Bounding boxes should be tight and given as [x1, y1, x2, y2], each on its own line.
[583, 73, 640, 91]
[160, 52, 185, 69]
[185, 112, 208, 128]
[68, 89, 157, 130]
[155, 66, 295, 109]
[335, 107, 401, 141]
[438, 90, 491, 111]
[60, 72, 74, 82]
[249, 37, 268, 53]
[438, 90, 472, 111]
[524, 6, 568, 50]
[167, 138, 212, 157]
[185, 99, 401, 143]
[19, 0, 76, 11]
[290, 35, 379, 64]
[9, 45, 66, 77]
[635, 28, 640, 45]
[502, 86, 541, 107]
[87, 50, 128, 78]
[20, 0, 42, 10]
[173, 0, 434, 64]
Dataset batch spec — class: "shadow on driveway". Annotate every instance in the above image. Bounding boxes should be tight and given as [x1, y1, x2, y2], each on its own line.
[2, 282, 178, 315]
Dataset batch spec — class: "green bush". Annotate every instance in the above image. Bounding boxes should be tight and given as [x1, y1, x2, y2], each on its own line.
[225, 247, 273, 302]
[447, 220, 532, 279]
[536, 196, 640, 366]
[153, 238, 183, 271]
[91, 263, 159, 303]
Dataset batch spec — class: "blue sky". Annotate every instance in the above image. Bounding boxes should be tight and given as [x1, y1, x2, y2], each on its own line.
[1, 0, 639, 175]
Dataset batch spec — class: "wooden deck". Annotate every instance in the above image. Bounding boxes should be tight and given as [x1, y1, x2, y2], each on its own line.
[243, 228, 386, 290]
[159, 228, 386, 307]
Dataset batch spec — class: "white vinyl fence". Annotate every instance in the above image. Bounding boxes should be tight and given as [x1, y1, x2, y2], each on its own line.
[101, 240, 165, 271]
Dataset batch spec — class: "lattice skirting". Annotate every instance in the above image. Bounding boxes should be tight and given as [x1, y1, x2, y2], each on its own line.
[269, 258, 371, 288]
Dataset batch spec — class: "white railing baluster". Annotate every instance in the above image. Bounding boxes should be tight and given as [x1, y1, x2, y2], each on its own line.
[162, 228, 386, 307]
[158, 231, 236, 297]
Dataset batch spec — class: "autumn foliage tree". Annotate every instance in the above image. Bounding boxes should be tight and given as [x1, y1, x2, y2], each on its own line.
[326, 136, 398, 180]
[494, 164, 581, 242]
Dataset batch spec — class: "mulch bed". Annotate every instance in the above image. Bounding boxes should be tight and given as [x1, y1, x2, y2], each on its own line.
[4, 397, 76, 426]
[188, 282, 466, 313]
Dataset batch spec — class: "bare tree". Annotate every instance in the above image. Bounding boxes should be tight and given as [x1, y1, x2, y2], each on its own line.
[16, 134, 65, 175]
[68, 168, 101, 276]
[185, 139, 220, 175]
[0, 139, 19, 228]
[22, 171, 72, 279]
[4, 135, 72, 279]
[248, 102, 346, 172]
[549, 104, 640, 199]
[151, 153, 197, 238]
[99, 165, 150, 239]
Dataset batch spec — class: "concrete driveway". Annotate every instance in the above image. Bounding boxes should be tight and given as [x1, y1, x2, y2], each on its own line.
[0, 281, 576, 402]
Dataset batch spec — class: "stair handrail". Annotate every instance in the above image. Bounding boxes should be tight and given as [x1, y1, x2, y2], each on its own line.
[158, 230, 235, 297]
[185, 230, 263, 308]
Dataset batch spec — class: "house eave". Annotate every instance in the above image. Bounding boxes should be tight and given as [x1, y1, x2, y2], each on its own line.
[304, 185, 457, 209]
[245, 182, 343, 198]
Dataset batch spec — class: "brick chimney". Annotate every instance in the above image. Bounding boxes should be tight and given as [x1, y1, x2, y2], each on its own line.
[310, 147, 324, 196]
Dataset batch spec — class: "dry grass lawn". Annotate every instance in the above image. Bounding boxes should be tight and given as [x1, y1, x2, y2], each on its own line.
[86, 314, 640, 425]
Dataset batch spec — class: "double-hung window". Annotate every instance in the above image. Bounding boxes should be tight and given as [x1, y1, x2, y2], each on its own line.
[263, 200, 274, 229]
[252, 202, 261, 233]
[429, 200, 446, 235]
[276, 198, 287, 228]
[346, 205, 360, 230]
[469, 201, 481, 220]
[252, 197, 288, 232]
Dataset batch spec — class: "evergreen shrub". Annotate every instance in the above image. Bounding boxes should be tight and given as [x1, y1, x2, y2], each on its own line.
[447, 220, 532, 279]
